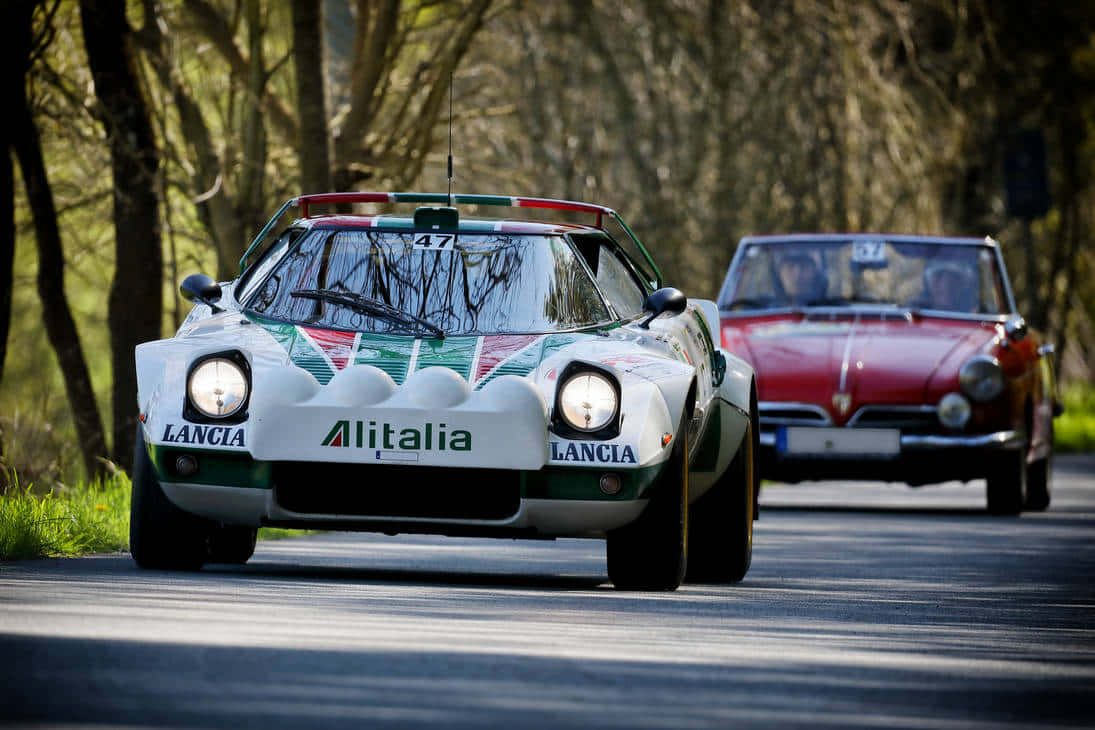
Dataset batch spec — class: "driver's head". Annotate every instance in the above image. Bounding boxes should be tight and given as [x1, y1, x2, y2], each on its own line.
[778, 251, 823, 301]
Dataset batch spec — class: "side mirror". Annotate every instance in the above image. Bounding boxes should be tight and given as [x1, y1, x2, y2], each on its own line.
[1005, 315, 1028, 344]
[638, 287, 687, 329]
[180, 273, 224, 313]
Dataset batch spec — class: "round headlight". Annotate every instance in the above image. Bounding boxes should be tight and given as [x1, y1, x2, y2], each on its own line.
[558, 371, 618, 432]
[959, 356, 1004, 402]
[937, 392, 971, 430]
[188, 357, 249, 418]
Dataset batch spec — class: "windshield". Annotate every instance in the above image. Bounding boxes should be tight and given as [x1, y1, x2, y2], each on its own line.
[719, 239, 1010, 316]
[243, 229, 612, 335]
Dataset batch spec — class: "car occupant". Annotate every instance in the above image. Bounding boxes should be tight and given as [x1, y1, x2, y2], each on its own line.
[777, 251, 826, 305]
[923, 261, 977, 312]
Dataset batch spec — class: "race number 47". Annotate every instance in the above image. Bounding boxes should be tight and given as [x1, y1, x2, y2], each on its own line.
[412, 233, 454, 249]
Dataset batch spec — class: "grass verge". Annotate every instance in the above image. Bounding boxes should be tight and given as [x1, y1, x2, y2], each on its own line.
[0, 471, 316, 561]
[1055, 382, 1095, 452]
[0, 473, 132, 561]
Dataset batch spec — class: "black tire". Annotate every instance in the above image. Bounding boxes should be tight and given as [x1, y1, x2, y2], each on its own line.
[607, 427, 688, 591]
[748, 387, 761, 520]
[686, 418, 755, 584]
[1024, 453, 1052, 511]
[986, 448, 1027, 516]
[129, 427, 211, 570]
[207, 525, 258, 564]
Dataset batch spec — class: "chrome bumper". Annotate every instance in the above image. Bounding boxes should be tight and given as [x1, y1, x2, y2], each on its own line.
[759, 429, 1022, 451]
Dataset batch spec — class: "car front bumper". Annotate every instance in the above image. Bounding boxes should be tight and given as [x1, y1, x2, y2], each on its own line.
[759, 429, 1023, 451]
[160, 480, 648, 539]
[147, 442, 665, 539]
[758, 428, 1023, 485]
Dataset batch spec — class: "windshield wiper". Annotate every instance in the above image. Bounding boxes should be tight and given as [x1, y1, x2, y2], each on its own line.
[803, 296, 897, 307]
[291, 289, 445, 339]
[726, 297, 772, 310]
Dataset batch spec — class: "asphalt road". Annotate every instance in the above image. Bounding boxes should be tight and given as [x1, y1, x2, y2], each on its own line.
[2, 455, 1094, 729]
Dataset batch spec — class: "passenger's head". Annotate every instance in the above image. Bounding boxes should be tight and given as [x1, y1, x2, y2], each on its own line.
[924, 261, 976, 312]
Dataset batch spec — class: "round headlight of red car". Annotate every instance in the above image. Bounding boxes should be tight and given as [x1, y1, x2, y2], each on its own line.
[937, 392, 971, 430]
[959, 356, 1004, 402]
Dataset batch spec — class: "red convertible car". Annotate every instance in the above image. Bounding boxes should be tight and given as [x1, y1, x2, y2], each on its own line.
[718, 234, 1061, 514]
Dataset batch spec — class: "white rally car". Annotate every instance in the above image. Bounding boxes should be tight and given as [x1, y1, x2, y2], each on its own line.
[132, 193, 758, 590]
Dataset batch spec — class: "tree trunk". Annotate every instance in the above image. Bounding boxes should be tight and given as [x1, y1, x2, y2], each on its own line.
[12, 2, 108, 480]
[293, 0, 331, 193]
[133, 2, 247, 281]
[80, 0, 164, 469]
[0, 2, 28, 394]
[0, 122, 13, 387]
[238, 0, 269, 246]
[0, 141, 11, 490]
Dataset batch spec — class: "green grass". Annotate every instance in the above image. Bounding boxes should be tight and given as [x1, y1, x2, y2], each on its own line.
[0, 473, 132, 561]
[0, 470, 316, 561]
[1055, 382, 1095, 453]
[258, 527, 319, 540]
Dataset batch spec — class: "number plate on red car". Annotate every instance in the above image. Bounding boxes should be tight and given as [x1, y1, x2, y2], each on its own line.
[778, 427, 900, 458]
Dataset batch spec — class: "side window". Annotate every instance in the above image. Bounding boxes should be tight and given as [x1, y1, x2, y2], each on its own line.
[236, 228, 303, 305]
[978, 249, 1007, 314]
[594, 245, 647, 319]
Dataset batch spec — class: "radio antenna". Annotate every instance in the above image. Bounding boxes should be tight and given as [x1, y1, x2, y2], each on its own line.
[447, 71, 454, 207]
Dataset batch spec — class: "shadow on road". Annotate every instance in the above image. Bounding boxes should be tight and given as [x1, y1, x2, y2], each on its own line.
[206, 561, 608, 591]
[3, 631, 1092, 729]
[760, 503, 986, 516]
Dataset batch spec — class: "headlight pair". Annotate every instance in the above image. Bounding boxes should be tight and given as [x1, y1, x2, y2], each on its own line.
[938, 355, 1005, 431]
[554, 364, 621, 438]
[186, 352, 251, 421]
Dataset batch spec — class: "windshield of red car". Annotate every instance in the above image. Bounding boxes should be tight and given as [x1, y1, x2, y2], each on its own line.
[242, 228, 613, 335]
[719, 240, 1010, 316]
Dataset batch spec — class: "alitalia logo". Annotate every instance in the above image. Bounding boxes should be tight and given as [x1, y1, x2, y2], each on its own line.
[322, 420, 472, 451]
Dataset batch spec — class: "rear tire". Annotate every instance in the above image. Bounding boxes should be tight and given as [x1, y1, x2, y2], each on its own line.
[207, 525, 258, 564]
[129, 427, 211, 570]
[986, 449, 1026, 516]
[686, 419, 754, 584]
[607, 428, 688, 591]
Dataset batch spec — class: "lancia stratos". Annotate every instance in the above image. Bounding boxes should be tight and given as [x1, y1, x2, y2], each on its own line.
[131, 193, 759, 590]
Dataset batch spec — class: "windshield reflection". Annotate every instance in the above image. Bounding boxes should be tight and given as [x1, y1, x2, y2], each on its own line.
[245, 230, 611, 335]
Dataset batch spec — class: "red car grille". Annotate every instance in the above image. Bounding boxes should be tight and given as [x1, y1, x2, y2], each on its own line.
[848, 406, 939, 433]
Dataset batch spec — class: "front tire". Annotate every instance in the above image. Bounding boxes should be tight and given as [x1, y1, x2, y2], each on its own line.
[130, 427, 212, 570]
[607, 429, 688, 591]
[1025, 422, 1053, 512]
[686, 419, 755, 584]
[1024, 453, 1052, 511]
[207, 525, 258, 564]
[986, 448, 1027, 516]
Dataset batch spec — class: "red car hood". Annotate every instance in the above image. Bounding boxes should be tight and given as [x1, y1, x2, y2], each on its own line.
[721, 314, 1002, 424]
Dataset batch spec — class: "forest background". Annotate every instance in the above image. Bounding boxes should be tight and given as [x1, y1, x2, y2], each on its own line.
[2, 0, 1094, 488]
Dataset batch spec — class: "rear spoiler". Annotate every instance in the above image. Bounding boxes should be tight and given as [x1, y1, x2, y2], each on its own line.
[238, 192, 662, 287]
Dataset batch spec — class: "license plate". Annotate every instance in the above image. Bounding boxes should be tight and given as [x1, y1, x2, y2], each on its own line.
[778, 427, 900, 458]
